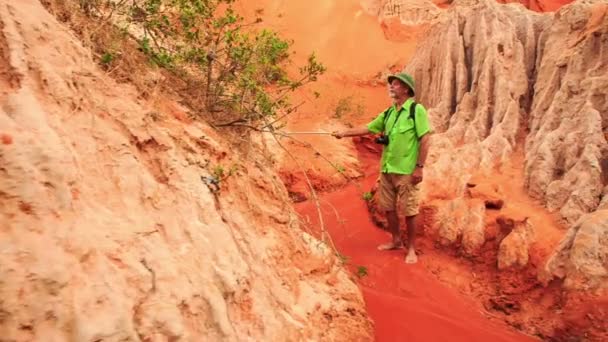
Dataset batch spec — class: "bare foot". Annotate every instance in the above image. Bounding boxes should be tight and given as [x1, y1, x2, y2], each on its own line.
[405, 248, 418, 264]
[377, 241, 403, 251]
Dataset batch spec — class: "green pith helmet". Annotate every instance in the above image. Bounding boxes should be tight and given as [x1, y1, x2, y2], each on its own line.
[387, 72, 415, 96]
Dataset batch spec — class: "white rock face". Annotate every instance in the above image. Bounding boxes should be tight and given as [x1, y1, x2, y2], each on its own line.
[370, 0, 608, 289]
[0, 1, 373, 340]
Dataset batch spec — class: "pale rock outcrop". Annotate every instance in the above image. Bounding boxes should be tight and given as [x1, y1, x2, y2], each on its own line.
[361, 0, 443, 25]
[524, 0, 608, 224]
[436, 199, 469, 245]
[371, 1, 550, 266]
[497, 218, 536, 269]
[386, 0, 607, 289]
[526, 0, 608, 289]
[357, 0, 608, 293]
[366, 0, 549, 247]
[461, 200, 487, 255]
[542, 209, 608, 290]
[387, 0, 607, 225]
[377, 0, 442, 26]
[435, 198, 486, 254]
[403, 0, 607, 211]
[0, 1, 372, 341]
[360, 0, 443, 41]
[406, 0, 550, 189]
[407, 0, 549, 126]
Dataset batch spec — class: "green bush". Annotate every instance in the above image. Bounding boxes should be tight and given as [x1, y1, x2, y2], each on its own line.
[81, 0, 325, 126]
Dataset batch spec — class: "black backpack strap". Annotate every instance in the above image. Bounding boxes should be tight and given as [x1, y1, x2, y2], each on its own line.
[409, 102, 417, 128]
[381, 106, 392, 126]
[380, 106, 392, 134]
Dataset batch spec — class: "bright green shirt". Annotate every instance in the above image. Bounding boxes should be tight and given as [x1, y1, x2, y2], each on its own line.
[367, 98, 431, 175]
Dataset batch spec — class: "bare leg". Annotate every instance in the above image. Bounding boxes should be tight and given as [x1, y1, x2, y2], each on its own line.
[377, 210, 403, 250]
[405, 215, 418, 263]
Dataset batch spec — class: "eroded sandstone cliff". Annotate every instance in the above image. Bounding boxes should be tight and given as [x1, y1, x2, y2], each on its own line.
[367, 0, 607, 290]
[0, 1, 373, 340]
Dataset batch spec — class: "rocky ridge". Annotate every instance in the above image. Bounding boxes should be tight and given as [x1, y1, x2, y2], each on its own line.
[365, 0, 607, 290]
[0, 1, 373, 340]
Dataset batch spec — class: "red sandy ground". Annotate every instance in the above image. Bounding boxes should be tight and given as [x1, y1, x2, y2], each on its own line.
[295, 146, 537, 341]
[296, 140, 607, 341]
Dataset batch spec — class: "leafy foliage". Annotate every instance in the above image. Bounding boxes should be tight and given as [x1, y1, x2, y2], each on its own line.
[79, 0, 326, 125]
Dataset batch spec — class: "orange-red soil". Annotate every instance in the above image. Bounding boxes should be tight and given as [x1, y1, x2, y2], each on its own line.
[296, 142, 607, 341]
[295, 146, 536, 341]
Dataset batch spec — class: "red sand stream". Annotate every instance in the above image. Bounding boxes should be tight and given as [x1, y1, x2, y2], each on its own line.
[295, 147, 536, 341]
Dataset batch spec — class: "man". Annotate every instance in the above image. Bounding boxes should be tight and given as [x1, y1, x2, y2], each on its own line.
[332, 72, 431, 264]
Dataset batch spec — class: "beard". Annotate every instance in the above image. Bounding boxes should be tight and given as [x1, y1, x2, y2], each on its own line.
[389, 91, 399, 103]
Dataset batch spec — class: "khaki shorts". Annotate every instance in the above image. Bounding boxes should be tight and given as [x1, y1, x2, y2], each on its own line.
[377, 173, 420, 217]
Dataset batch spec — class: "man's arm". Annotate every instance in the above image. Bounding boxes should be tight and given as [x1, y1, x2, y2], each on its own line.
[416, 134, 430, 167]
[334, 107, 389, 139]
[411, 133, 431, 185]
[413, 103, 432, 168]
[333, 126, 372, 139]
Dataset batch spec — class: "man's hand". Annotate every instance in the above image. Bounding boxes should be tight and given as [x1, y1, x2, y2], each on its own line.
[332, 131, 344, 139]
[411, 166, 423, 184]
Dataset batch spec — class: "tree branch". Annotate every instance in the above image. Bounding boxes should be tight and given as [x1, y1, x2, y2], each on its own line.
[261, 101, 306, 129]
